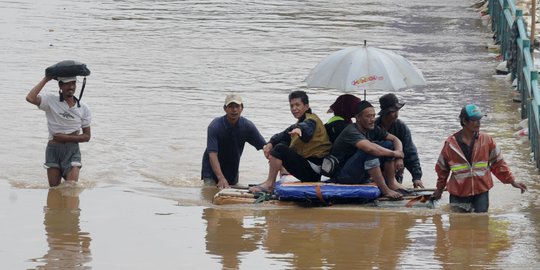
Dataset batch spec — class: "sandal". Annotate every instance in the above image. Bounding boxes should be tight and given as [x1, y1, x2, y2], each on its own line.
[395, 188, 415, 196]
[248, 184, 272, 194]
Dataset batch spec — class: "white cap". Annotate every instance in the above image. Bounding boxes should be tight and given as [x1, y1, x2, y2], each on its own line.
[224, 94, 243, 106]
[57, 76, 77, 83]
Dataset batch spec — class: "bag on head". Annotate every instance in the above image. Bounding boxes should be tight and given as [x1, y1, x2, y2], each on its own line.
[45, 60, 91, 78]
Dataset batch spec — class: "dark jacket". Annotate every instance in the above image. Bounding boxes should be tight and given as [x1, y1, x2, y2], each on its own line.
[375, 117, 422, 181]
[324, 116, 348, 143]
[269, 116, 315, 146]
[269, 112, 331, 159]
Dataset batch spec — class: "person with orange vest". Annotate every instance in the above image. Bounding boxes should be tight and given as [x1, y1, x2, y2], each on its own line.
[431, 104, 527, 212]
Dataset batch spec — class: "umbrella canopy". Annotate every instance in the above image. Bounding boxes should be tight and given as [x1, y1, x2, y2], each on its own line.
[305, 45, 426, 93]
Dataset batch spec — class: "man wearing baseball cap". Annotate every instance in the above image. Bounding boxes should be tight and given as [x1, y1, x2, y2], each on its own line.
[201, 93, 266, 189]
[26, 75, 92, 187]
[431, 104, 527, 212]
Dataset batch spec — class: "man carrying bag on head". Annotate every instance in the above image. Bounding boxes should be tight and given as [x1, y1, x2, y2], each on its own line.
[26, 61, 92, 187]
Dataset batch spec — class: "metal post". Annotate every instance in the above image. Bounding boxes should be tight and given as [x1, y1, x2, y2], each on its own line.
[531, 0, 537, 56]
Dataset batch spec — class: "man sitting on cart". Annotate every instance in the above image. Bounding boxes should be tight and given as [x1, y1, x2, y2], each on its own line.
[330, 101, 407, 200]
[249, 90, 331, 194]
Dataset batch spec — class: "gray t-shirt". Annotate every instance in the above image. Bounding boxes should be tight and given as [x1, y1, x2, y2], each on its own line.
[331, 124, 388, 164]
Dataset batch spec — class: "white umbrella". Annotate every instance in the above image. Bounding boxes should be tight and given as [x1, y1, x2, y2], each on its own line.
[305, 44, 426, 97]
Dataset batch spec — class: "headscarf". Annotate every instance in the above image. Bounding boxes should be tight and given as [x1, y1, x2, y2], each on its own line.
[329, 94, 361, 123]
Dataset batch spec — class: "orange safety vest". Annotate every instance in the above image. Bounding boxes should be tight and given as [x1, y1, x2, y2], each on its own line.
[435, 131, 515, 197]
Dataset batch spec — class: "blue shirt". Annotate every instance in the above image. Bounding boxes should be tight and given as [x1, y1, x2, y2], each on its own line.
[201, 115, 266, 184]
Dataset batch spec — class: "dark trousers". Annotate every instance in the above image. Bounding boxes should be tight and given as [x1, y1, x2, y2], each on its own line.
[271, 143, 322, 182]
[334, 141, 394, 184]
[449, 191, 490, 213]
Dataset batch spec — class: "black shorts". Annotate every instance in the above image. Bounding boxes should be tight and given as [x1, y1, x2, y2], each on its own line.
[270, 143, 322, 182]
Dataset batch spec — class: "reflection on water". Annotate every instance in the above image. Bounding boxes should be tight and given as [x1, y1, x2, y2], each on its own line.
[200, 186, 220, 204]
[204, 207, 421, 269]
[31, 186, 92, 269]
[261, 209, 416, 269]
[433, 214, 510, 269]
[203, 208, 539, 269]
[203, 208, 262, 270]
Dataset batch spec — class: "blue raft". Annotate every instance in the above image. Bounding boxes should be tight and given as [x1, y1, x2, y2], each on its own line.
[274, 180, 381, 204]
[212, 175, 437, 208]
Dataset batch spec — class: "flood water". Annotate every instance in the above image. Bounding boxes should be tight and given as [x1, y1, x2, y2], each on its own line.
[2, 0, 540, 269]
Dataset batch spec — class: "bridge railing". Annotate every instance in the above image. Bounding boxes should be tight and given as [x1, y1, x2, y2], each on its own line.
[489, 0, 540, 170]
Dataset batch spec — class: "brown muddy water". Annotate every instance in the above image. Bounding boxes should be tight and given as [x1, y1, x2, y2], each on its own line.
[1, 0, 540, 269]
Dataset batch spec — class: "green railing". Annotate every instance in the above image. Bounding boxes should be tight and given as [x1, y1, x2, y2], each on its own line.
[489, 0, 540, 170]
